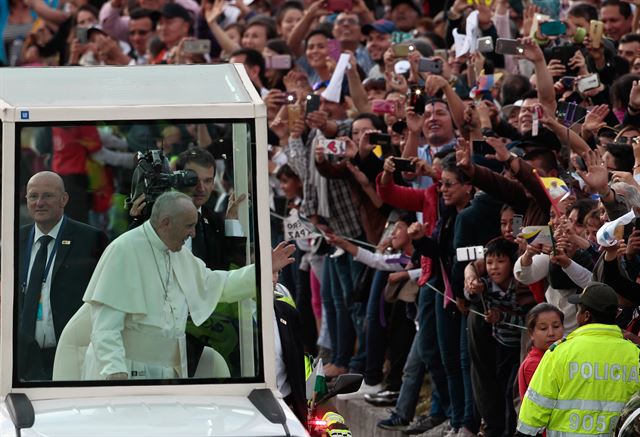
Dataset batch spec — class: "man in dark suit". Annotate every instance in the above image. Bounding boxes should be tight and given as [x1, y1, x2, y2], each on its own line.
[171, 149, 247, 376]
[274, 287, 308, 425]
[19, 171, 109, 381]
[176, 149, 246, 271]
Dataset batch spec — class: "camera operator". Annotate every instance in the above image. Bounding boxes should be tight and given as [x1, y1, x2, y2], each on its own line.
[128, 148, 246, 270]
[128, 148, 248, 377]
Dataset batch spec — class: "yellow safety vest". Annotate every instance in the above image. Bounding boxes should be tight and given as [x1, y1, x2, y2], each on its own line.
[517, 323, 640, 437]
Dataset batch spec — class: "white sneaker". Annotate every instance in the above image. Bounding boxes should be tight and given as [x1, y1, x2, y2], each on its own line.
[337, 382, 382, 400]
[456, 427, 476, 437]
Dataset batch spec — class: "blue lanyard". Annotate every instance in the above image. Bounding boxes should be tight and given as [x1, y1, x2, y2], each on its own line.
[22, 216, 67, 290]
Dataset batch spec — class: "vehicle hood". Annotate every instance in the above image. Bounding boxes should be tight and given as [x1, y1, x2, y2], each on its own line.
[0, 395, 308, 436]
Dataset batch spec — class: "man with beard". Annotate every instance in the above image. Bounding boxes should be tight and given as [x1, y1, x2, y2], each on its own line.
[362, 19, 395, 79]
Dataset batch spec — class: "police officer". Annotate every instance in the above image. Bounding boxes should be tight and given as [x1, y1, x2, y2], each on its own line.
[517, 282, 640, 436]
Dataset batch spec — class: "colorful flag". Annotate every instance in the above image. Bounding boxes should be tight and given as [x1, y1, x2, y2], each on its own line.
[518, 226, 553, 246]
[306, 358, 328, 401]
[540, 176, 570, 200]
[534, 170, 570, 216]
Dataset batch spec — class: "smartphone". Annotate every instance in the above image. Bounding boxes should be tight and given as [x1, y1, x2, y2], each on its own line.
[306, 94, 320, 114]
[319, 138, 346, 155]
[76, 27, 89, 44]
[409, 86, 426, 115]
[549, 224, 557, 253]
[287, 104, 301, 129]
[265, 54, 292, 70]
[589, 20, 604, 49]
[540, 21, 567, 36]
[327, 39, 342, 61]
[575, 155, 587, 172]
[549, 45, 573, 65]
[183, 39, 211, 55]
[372, 99, 396, 115]
[634, 218, 640, 231]
[556, 101, 586, 125]
[476, 36, 494, 53]
[511, 214, 523, 237]
[495, 38, 524, 55]
[434, 49, 448, 61]
[392, 43, 415, 57]
[418, 58, 443, 74]
[472, 140, 494, 156]
[560, 76, 576, 89]
[284, 92, 297, 104]
[369, 133, 391, 148]
[457, 246, 486, 262]
[326, 0, 352, 12]
[392, 157, 416, 172]
[577, 73, 600, 93]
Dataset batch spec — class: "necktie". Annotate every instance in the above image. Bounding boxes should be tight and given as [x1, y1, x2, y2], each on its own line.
[22, 235, 53, 338]
[192, 212, 207, 261]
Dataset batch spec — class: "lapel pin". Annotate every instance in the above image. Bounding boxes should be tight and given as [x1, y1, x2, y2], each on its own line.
[203, 218, 209, 225]
[61, 240, 71, 245]
[279, 318, 287, 325]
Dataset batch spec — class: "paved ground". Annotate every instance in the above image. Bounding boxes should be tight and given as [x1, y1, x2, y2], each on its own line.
[335, 397, 405, 436]
[330, 376, 437, 436]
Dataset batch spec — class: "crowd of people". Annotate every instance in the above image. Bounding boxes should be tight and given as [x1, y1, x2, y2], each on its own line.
[9, 0, 640, 435]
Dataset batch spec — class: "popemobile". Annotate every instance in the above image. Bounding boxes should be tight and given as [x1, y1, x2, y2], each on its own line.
[0, 63, 319, 436]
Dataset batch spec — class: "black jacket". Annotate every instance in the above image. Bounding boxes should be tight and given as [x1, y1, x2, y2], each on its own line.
[275, 299, 307, 425]
[18, 217, 109, 380]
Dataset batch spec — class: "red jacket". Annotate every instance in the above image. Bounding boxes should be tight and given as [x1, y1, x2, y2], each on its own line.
[377, 174, 439, 286]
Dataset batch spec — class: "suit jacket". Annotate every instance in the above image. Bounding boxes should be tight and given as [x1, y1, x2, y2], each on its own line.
[274, 299, 307, 425]
[195, 206, 247, 270]
[186, 206, 247, 377]
[18, 217, 109, 380]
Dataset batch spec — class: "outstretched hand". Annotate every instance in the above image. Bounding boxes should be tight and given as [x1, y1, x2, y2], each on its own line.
[272, 241, 296, 273]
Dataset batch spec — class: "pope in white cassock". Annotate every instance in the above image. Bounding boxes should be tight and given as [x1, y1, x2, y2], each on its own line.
[82, 191, 295, 380]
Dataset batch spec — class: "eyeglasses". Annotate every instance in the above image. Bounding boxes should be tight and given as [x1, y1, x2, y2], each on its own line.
[439, 181, 460, 189]
[129, 29, 151, 36]
[335, 18, 359, 26]
[27, 193, 57, 202]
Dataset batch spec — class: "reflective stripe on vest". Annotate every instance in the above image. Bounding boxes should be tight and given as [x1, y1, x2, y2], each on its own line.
[547, 431, 611, 437]
[527, 387, 627, 412]
[516, 421, 545, 435]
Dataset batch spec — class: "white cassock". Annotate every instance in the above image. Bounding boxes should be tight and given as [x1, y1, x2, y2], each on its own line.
[81, 221, 255, 380]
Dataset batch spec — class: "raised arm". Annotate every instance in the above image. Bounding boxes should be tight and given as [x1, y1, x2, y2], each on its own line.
[24, 0, 69, 25]
[520, 37, 556, 114]
[345, 52, 371, 114]
[204, 0, 240, 57]
[287, 0, 326, 57]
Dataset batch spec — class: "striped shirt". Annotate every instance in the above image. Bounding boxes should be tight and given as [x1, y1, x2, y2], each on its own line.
[482, 278, 526, 348]
[286, 123, 362, 238]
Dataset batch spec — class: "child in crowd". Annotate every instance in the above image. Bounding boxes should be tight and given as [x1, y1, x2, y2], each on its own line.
[325, 212, 421, 396]
[465, 237, 529, 437]
[517, 303, 565, 400]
